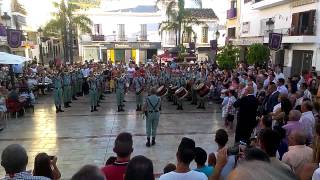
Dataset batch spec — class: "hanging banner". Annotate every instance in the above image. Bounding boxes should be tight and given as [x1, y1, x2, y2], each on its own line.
[7, 29, 22, 48]
[268, 33, 283, 51]
[0, 25, 6, 36]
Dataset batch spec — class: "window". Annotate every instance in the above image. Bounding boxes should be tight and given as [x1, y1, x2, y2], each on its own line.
[140, 24, 147, 41]
[231, 0, 237, 8]
[117, 24, 125, 40]
[94, 24, 102, 35]
[291, 10, 315, 36]
[242, 22, 250, 34]
[228, 27, 236, 38]
[201, 26, 208, 43]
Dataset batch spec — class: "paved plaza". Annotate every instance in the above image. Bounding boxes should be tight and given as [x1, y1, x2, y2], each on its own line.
[0, 92, 231, 179]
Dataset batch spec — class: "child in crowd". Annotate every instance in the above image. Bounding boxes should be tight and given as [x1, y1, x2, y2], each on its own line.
[163, 163, 176, 174]
[226, 89, 237, 130]
[221, 89, 229, 128]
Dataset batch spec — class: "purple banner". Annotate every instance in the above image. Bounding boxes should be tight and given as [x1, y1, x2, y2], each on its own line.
[268, 33, 282, 51]
[210, 40, 217, 50]
[0, 25, 6, 36]
[7, 29, 22, 48]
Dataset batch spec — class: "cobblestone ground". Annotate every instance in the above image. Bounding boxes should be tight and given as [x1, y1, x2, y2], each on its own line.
[0, 92, 233, 179]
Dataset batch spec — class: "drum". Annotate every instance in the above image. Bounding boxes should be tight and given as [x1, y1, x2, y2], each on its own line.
[169, 85, 178, 94]
[175, 87, 189, 100]
[195, 83, 210, 97]
[156, 85, 168, 97]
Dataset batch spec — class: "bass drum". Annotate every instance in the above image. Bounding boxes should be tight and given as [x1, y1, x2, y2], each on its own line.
[175, 87, 189, 100]
[195, 83, 210, 97]
[157, 85, 168, 97]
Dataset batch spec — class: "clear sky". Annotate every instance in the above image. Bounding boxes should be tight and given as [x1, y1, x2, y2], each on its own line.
[18, 0, 227, 29]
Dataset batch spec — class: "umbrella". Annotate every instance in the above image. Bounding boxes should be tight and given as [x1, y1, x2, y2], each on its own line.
[0, 52, 31, 64]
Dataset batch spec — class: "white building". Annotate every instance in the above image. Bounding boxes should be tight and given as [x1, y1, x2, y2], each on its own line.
[234, 0, 320, 76]
[78, 5, 162, 65]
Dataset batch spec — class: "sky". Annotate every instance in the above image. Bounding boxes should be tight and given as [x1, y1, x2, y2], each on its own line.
[16, 0, 227, 29]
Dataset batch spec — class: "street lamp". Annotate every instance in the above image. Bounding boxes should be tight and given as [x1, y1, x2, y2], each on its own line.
[37, 27, 44, 65]
[266, 18, 275, 33]
[1, 12, 11, 28]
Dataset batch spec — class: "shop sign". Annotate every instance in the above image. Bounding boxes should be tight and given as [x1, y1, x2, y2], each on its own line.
[232, 37, 264, 46]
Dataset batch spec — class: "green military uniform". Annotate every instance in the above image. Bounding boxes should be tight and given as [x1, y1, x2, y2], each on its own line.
[71, 71, 78, 100]
[133, 76, 145, 111]
[53, 74, 64, 113]
[76, 70, 83, 96]
[63, 73, 72, 108]
[144, 94, 161, 147]
[89, 76, 98, 112]
[116, 76, 126, 112]
[176, 76, 186, 110]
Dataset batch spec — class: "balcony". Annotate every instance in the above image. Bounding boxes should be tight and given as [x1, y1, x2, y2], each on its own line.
[252, 0, 291, 10]
[227, 8, 237, 19]
[91, 35, 105, 41]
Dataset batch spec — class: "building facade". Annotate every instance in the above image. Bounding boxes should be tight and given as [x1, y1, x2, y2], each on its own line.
[78, 5, 162, 65]
[232, 0, 320, 76]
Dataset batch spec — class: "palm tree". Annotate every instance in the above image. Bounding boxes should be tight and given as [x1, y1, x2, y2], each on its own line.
[43, 0, 92, 64]
[157, 0, 202, 46]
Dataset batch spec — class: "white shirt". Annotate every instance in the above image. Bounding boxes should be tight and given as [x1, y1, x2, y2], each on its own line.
[81, 68, 90, 78]
[275, 72, 285, 81]
[159, 170, 208, 180]
[299, 111, 315, 141]
[312, 164, 320, 180]
[303, 89, 313, 100]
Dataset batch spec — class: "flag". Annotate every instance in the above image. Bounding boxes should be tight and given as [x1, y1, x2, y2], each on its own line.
[268, 33, 282, 50]
[7, 29, 22, 48]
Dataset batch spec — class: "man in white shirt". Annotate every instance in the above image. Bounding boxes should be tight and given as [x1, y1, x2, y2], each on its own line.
[299, 100, 315, 144]
[275, 67, 285, 82]
[277, 78, 288, 96]
[300, 83, 312, 101]
[159, 137, 207, 180]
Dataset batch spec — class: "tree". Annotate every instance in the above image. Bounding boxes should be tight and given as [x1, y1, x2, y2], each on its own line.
[43, 0, 92, 64]
[246, 43, 269, 66]
[217, 44, 240, 70]
[158, 0, 202, 46]
[11, 0, 27, 15]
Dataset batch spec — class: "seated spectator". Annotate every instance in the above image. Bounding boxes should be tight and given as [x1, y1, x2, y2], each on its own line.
[124, 155, 154, 180]
[33, 153, 61, 180]
[163, 163, 176, 174]
[258, 128, 292, 172]
[207, 153, 216, 167]
[101, 132, 133, 180]
[159, 137, 207, 180]
[282, 130, 313, 176]
[194, 147, 214, 177]
[1, 144, 50, 180]
[105, 156, 117, 166]
[8, 87, 19, 102]
[71, 165, 105, 180]
[282, 110, 303, 142]
[299, 100, 315, 144]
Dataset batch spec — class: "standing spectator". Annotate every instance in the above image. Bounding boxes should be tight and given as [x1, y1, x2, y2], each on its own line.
[1, 144, 50, 180]
[298, 70, 309, 89]
[125, 155, 154, 180]
[282, 110, 303, 142]
[163, 163, 176, 174]
[277, 78, 288, 96]
[264, 83, 280, 115]
[101, 132, 133, 180]
[300, 83, 312, 101]
[282, 131, 313, 176]
[194, 147, 214, 177]
[234, 86, 259, 144]
[226, 90, 237, 130]
[71, 165, 105, 180]
[221, 90, 229, 128]
[33, 153, 61, 180]
[0, 87, 7, 131]
[159, 137, 207, 180]
[299, 101, 315, 144]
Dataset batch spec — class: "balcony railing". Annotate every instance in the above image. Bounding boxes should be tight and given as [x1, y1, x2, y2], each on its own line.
[289, 25, 315, 36]
[92, 35, 105, 41]
[252, 0, 291, 10]
[227, 8, 237, 19]
[262, 28, 290, 37]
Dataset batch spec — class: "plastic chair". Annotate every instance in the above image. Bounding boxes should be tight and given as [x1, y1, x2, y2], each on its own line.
[5, 99, 23, 119]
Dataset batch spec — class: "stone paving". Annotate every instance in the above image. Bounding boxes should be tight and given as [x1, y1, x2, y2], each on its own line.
[0, 92, 233, 179]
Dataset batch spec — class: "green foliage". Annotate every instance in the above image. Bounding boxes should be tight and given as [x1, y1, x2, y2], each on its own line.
[246, 43, 269, 65]
[11, 0, 27, 15]
[217, 45, 240, 70]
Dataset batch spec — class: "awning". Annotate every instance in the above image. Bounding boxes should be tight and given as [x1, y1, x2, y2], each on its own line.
[0, 52, 31, 64]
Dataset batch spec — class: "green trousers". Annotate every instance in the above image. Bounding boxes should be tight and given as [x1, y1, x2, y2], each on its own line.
[72, 84, 76, 97]
[77, 79, 83, 93]
[116, 89, 124, 106]
[54, 88, 63, 106]
[89, 89, 98, 107]
[63, 86, 71, 103]
[146, 112, 160, 138]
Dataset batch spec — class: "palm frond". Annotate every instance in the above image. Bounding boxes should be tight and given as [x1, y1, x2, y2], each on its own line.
[72, 15, 93, 33]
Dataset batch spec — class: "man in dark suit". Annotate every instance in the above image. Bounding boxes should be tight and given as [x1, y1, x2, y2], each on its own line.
[234, 86, 258, 144]
[263, 82, 280, 115]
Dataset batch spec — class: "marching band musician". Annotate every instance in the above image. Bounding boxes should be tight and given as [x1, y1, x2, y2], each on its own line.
[176, 71, 186, 110]
[76, 67, 83, 96]
[115, 72, 126, 112]
[143, 87, 161, 147]
[88, 72, 98, 112]
[197, 70, 207, 109]
[53, 71, 64, 113]
[62, 69, 72, 108]
[133, 70, 145, 111]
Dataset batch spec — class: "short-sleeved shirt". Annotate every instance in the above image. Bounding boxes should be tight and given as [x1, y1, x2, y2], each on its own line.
[2, 171, 50, 180]
[101, 161, 128, 180]
[194, 165, 214, 177]
[159, 170, 208, 180]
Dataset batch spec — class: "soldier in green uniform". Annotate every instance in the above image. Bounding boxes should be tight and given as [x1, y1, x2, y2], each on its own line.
[71, 69, 78, 100]
[115, 72, 126, 112]
[53, 71, 64, 113]
[76, 68, 83, 96]
[88, 72, 98, 112]
[62, 70, 72, 108]
[176, 72, 186, 110]
[143, 87, 161, 147]
[133, 71, 145, 111]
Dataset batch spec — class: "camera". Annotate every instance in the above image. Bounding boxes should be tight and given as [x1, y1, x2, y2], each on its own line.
[227, 141, 247, 156]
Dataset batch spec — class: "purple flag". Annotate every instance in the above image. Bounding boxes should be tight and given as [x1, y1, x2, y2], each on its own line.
[269, 33, 282, 50]
[7, 29, 22, 48]
[0, 25, 6, 36]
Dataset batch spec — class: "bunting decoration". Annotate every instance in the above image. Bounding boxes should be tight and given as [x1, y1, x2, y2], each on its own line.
[7, 29, 22, 48]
